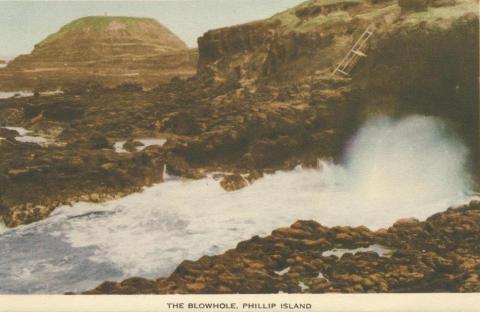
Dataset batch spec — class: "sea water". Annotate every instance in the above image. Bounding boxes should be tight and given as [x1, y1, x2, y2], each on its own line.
[0, 115, 473, 293]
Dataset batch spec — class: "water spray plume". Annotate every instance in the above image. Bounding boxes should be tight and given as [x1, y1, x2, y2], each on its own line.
[0, 115, 474, 293]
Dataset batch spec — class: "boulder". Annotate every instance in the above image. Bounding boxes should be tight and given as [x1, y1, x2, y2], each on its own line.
[0, 128, 19, 140]
[123, 140, 144, 152]
[88, 133, 112, 149]
[160, 112, 202, 136]
[220, 174, 249, 192]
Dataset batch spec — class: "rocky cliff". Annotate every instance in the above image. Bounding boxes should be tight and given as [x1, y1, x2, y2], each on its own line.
[0, 16, 197, 90]
[197, 0, 477, 84]
[195, 0, 478, 172]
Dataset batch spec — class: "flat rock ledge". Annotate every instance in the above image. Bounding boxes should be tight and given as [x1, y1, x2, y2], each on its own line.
[84, 200, 480, 294]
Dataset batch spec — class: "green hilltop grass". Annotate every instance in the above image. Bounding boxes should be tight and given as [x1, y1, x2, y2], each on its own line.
[38, 16, 158, 46]
[267, 0, 366, 31]
[266, 0, 477, 32]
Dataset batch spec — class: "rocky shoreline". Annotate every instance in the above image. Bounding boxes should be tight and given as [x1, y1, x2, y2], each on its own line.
[84, 200, 480, 294]
[0, 73, 351, 227]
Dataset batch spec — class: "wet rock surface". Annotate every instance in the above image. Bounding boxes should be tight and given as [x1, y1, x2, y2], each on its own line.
[85, 201, 480, 294]
[0, 69, 353, 227]
[219, 174, 249, 192]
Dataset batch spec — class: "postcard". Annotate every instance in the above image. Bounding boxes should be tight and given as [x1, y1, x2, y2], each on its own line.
[0, 0, 478, 311]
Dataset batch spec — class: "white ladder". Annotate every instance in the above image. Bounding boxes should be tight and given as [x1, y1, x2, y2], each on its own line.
[331, 25, 374, 77]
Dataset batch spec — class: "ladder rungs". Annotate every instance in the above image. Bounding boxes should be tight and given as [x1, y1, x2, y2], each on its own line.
[332, 25, 373, 77]
[352, 50, 367, 57]
[336, 69, 349, 76]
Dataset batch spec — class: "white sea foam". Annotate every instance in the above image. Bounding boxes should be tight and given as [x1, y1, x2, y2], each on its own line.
[0, 115, 474, 293]
[50, 116, 474, 276]
[2, 126, 51, 145]
[322, 244, 393, 258]
[137, 138, 167, 150]
[114, 138, 167, 153]
[0, 91, 34, 99]
[3, 126, 30, 136]
[275, 267, 290, 276]
[0, 90, 63, 100]
[114, 141, 128, 153]
[41, 90, 64, 96]
[14, 135, 49, 144]
[298, 281, 309, 291]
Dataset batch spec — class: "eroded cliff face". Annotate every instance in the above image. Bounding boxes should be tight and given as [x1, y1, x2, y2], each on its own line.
[196, 0, 479, 170]
[197, 0, 385, 84]
[353, 12, 479, 171]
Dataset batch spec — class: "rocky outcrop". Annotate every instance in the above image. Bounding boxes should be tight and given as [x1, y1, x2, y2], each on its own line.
[0, 16, 197, 90]
[197, 0, 478, 171]
[0, 69, 352, 226]
[353, 9, 479, 170]
[196, 0, 377, 85]
[85, 200, 480, 294]
[0, 141, 167, 227]
[219, 174, 249, 191]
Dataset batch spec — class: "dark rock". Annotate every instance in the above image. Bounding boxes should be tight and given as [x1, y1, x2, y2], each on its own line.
[123, 140, 144, 152]
[88, 133, 112, 149]
[431, 0, 456, 7]
[0, 128, 18, 140]
[220, 174, 249, 192]
[160, 112, 201, 136]
[398, 0, 430, 11]
[86, 202, 480, 294]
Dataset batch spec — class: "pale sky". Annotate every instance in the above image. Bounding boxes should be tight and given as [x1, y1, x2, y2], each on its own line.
[0, 0, 305, 59]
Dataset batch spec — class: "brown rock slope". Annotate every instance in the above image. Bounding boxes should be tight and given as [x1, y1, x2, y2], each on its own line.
[196, 0, 478, 158]
[0, 16, 197, 90]
[85, 200, 480, 294]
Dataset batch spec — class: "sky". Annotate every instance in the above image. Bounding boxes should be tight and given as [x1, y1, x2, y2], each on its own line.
[0, 0, 305, 59]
